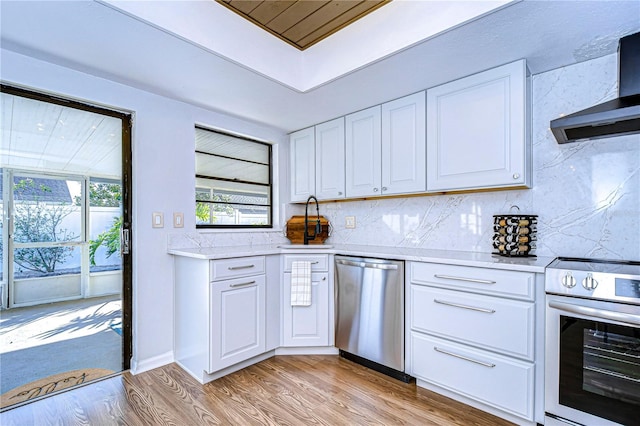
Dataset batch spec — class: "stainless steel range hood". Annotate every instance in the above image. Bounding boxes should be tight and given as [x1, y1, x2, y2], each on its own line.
[550, 32, 640, 144]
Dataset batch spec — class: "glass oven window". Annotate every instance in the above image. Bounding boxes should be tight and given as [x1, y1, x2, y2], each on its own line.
[559, 316, 640, 425]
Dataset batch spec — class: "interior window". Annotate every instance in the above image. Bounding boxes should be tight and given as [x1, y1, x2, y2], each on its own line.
[195, 127, 272, 228]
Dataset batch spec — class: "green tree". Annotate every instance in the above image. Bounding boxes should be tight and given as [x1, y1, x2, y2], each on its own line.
[86, 182, 122, 266]
[13, 179, 77, 275]
[89, 216, 122, 266]
[196, 192, 234, 224]
[75, 183, 121, 207]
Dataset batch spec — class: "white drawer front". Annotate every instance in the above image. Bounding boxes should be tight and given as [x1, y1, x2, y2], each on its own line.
[210, 256, 265, 281]
[283, 254, 329, 272]
[411, 333, 534, 421]
[410, 262, 534, 300]
[411, 285, 534, 360]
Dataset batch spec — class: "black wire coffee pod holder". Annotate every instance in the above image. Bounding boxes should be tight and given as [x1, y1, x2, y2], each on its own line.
[492, 205, 537, 257]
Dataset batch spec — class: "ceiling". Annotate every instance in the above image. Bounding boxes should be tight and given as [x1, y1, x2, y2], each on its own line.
[1, 1, 639, 133]
[1, 92, 122, 179]
[216, 0, 391, 50]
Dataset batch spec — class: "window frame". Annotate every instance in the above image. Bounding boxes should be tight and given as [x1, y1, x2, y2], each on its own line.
[195, 126, 273, 229]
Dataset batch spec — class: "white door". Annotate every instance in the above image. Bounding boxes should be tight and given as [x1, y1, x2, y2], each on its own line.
[345, 106, 382, 198]
[282, 272, 329, 347]
[210, 276, 265, 371]
[0, 86, 132, 406]
[289, 127, 315, 203]
[382, 92, 426, 195]
[315, 118, 345, 200]
[426, 60, 529, 191]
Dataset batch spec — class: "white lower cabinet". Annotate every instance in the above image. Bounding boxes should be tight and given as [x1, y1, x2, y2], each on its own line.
[210, 275, 265, 371]
[281, 254, 331, 347]
[411, 285, 534, 360]
[282, 271, 329, 346]
[411, 333, 534, 420]
[408, 261, 542, 424]
[174, 255, 279, 384]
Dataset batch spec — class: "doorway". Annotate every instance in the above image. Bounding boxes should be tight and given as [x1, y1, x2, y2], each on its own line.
[0, 84, 132, 409]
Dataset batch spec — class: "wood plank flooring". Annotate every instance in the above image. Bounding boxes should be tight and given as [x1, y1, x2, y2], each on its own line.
[0, 355, 514, 425]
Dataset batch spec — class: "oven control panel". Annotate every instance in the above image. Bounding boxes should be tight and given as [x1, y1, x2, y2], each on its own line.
[546, 258, 640, 305]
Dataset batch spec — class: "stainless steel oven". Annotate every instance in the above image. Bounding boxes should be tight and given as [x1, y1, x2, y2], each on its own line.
[545, 258, 640, 426]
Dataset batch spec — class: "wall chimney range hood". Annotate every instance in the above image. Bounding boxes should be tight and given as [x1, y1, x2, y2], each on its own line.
[550, 31, 640, 144]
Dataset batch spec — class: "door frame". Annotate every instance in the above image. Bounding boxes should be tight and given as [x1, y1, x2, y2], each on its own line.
[0, 84, 133, 370]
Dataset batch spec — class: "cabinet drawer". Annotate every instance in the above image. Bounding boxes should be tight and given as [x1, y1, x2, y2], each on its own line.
[411, 286, 534, 360]
[283, 254, 329, 272]
[210, 256, 265, 281]
[410, 262, 534, 301]
[411, 333, 534, 421]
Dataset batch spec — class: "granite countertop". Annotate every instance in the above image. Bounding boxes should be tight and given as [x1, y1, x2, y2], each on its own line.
[168, 243, 553, 273]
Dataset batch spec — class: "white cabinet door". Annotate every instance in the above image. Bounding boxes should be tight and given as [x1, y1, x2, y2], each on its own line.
[315, 117, 345, 200]
[411, 333, 534, 421]
[210, 275, 265, 372]
[427, 59, 530, 192]
[282, 272, 329, 347]
[410, 285, 535, 360]
[345, 106, 382, 198]
[382, 92, 426, 195]
[289, 127, 315, 202]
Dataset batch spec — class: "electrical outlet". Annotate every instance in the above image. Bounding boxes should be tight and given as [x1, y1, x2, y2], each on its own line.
[345, 216, 356, 229]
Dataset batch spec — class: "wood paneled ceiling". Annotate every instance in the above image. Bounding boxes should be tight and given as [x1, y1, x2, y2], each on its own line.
[217, 0, 391, 50]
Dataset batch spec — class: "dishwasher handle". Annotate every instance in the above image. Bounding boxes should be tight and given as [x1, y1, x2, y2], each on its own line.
[336, 258, 398, 270]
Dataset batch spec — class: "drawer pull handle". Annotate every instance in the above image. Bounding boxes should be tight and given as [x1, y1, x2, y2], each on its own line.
[434, 299, 496, 314]
[230, 280, 256, 288]
[434, 347, 495, 368]
[434, 274, 496, 285]
[228, 264, 255, 270]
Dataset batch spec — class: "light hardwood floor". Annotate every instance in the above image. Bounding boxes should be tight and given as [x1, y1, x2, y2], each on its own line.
[0, 355, 514, 425]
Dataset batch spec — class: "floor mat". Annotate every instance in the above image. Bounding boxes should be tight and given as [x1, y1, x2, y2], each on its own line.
[0, 368, 115, 409]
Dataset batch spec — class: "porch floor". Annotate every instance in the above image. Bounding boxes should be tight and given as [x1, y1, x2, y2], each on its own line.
[0, 295, 122, 395]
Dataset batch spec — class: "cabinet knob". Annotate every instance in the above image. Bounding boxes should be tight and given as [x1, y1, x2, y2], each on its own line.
[381, 187, 387, 191]
[338, 191, 343, 195]
[373, 187, 379, 192]
[513, 173, 520, 179]
[322, 277, 327, 281]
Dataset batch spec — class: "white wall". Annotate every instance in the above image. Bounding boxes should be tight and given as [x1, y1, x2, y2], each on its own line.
[0, 48, 288, 372]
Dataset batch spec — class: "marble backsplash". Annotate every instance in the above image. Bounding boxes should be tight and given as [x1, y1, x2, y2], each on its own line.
[169, 53, 640, 261]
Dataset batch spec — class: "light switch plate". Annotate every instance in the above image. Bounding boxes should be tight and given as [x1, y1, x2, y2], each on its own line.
[345, 216, 356, 229]
[152, 212, 164, 228]
[173, 212, 184, 228]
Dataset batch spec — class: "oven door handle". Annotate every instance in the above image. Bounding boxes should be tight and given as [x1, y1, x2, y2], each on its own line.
[549, 300, 640, 326]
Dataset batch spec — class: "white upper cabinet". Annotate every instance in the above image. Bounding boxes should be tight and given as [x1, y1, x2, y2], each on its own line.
[426, 60, 530, 192]
[289, 127, 315, 203]
[346, 92, 426, 198]
[382, 92, 426, 195]
[315, 117, 346, 200]
[345, 105, 382, 198]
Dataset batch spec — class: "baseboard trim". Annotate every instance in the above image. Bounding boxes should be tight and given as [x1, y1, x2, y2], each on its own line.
[130, 351, 174, 375]
[275, 346, 339, 356]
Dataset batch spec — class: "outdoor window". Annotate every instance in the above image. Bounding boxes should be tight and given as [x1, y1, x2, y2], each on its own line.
[195, 127, 272, 228]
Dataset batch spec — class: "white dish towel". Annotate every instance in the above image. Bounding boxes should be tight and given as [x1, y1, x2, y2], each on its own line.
[291, 261, 312, 307]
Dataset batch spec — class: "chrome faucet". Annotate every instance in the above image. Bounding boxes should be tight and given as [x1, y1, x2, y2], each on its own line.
[304, 195, 321, 245]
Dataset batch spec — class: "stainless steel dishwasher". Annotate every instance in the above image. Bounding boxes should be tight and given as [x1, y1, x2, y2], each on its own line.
[334, 255, 410, 382]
